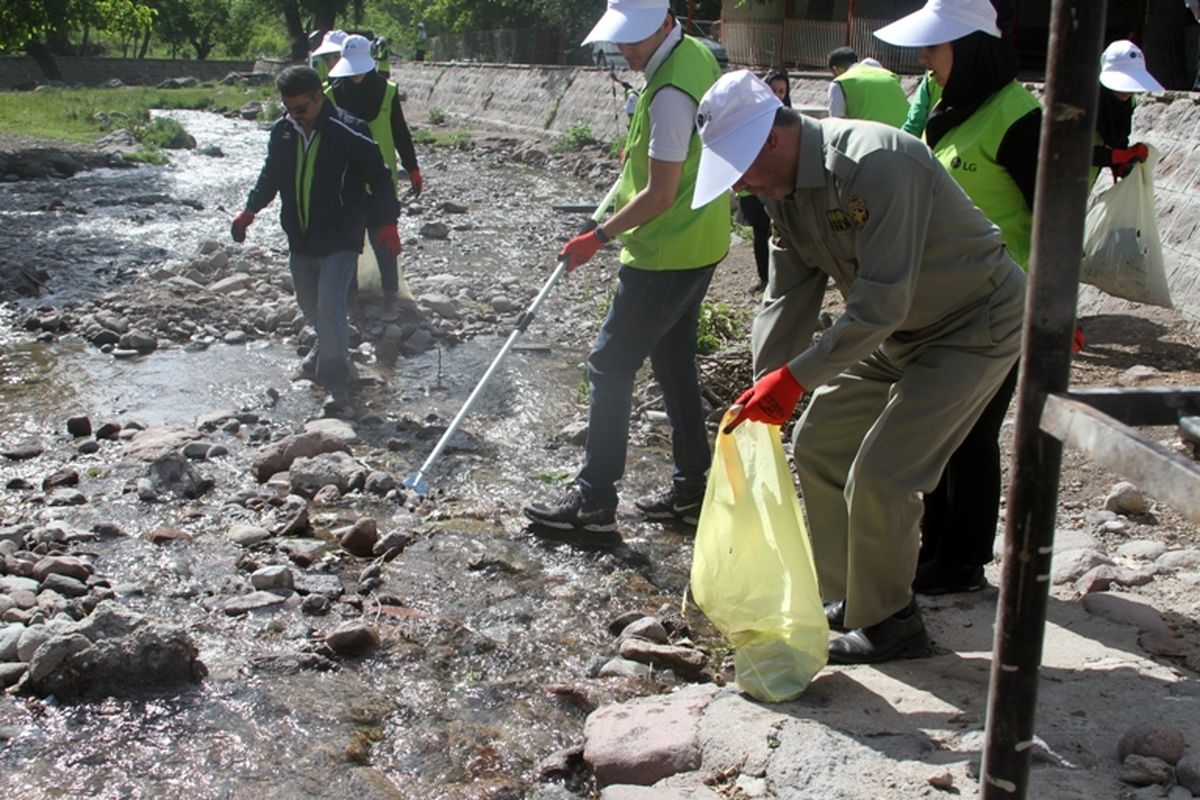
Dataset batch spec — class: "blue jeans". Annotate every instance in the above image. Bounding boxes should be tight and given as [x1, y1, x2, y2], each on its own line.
[577, 264, 717, 509]
[289, 250, 357, 397]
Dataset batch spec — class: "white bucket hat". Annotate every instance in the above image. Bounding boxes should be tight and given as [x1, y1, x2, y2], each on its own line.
[312, 29, 347, 57]
[1100, 40, 1164, 93]
[582, 0, 670, 45]
[874, 0, 1000, 47]
[691, 70, 783, 209]
[329, 34, 376, 77]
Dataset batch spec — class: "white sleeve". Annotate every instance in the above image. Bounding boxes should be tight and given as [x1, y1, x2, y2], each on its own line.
[828, 82, 847, 118]
[647, 86, 698, 163]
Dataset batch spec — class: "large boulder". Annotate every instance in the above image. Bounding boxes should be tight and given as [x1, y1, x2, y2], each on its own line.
[252, 431, 352, 483]
[288, 452, 367, 498]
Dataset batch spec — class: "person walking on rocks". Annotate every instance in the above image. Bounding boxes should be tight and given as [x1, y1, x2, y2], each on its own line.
[692, 69, 1025, 663]
[522, 0, 730, 533]
[327, 34, 424, 317]
[230, 66, 401, 416]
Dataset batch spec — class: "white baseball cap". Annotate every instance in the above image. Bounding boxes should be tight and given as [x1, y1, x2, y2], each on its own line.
[691, 70, 783, 210]
[874, 0, 1000, 47]
[329, 34, 376, 77]
[312, 29, 347, 57]
[1100, 40, 1164, 93]
[582, 0, 670, 45]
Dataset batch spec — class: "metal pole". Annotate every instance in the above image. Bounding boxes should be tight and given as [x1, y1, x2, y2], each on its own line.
[846, 0, 856, 47]
[979, 1, 1107, 798]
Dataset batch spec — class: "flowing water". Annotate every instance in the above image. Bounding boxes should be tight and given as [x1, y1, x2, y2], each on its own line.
[0, 110, 705, 798]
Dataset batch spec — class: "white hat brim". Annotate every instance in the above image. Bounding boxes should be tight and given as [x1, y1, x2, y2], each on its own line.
[329, 53, 375, 77]
[873, 8, 996, 47]
[311, 42, 342, 56]
[1100, 68, 1164, 93]
[582, 6, 669, 45]
[691, 107, 777, 210]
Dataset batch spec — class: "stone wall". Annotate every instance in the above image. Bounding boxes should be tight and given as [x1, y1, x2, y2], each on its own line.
[391, 62, 1200, 331]
[0, 57, 254, 88]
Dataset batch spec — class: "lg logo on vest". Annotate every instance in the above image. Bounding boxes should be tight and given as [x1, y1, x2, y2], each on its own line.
[951, 156, 979, 173]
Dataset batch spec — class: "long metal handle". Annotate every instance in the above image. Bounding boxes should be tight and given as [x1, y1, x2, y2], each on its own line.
[406, 178, 621, 494]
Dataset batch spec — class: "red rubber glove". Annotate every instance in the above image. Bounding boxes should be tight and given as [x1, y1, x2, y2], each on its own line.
[230, 210, 254, 243]
[377, 224, 402, 259]
[1111, 143, 1149, 178]
[724, 365, 805, 432]
[409, 168, 423, 197]
[1072, 325, 1086, 354]
[559, 229, 605, 272]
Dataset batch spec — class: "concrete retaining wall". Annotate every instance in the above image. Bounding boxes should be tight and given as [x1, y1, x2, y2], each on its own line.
[0, 57, 254, 88]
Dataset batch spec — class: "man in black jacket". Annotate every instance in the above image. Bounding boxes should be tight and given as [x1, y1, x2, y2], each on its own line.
[231, 65, 401, 415]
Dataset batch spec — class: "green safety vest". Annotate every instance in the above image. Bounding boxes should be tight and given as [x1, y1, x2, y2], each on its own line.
[616, 36, 730, 270]
[930, 80, 1040, 269]
[834, 64, 909, 128]
[325, 80, 399, 190]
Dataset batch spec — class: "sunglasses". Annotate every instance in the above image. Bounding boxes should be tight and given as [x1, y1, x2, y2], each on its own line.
[284, 95, 316, 117]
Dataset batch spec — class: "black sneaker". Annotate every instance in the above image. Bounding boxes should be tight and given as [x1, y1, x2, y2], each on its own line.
[635, 486, 705, 525]
[912, 562, 987, 595]
[524, 484, 617, 533]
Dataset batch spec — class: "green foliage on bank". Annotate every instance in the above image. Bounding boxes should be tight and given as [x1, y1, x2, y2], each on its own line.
[0, 84, 274, 145]
[696, 301, 744, 355]
[551, 122, 595, 154]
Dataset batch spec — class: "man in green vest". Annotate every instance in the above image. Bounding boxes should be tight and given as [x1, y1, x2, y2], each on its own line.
[328, 34, 423, 316]
[691, 69, 1025, 663]
[826, 47, 908, 128]
[523, 0, 730, 534]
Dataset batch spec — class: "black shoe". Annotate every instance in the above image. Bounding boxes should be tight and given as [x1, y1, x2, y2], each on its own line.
[524, 484, 617, 533]
[824, 599, 847, 632]
[913, 562, 987, 595]
[635, 486, 705, 525]
[828, 599, 930, 665]
[322, 390, 356, 420]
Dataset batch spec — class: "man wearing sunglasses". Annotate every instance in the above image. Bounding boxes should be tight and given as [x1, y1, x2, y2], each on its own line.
[231, 65, 401, 417]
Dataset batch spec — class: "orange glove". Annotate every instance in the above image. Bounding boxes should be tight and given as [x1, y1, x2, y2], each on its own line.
[409, 168, 423, 197]
[230, 210, 254, 243]
[377, 224, 402, 259]
[725, 365, 805, 432]
[559, 229, 607, 272]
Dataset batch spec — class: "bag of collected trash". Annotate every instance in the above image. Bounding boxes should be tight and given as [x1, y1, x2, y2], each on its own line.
[690, 415, 828, 702]
[1080, 146, 1172, 308]
[356, 230, 415, 300]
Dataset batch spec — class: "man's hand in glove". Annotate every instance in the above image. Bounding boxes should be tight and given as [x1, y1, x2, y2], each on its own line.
[377, 224, 402, 258]
[409, 169, 423, 197]
[559, 227, 609, 272]
[724, 365, 805, 432]
[230, 210, 255, 243]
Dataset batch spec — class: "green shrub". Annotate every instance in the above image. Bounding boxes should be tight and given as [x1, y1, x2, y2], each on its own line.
[551, 122, 595, 153]
[608, 136, 624, 161]
[696, 301, 744, 355]
[136, 116, 194, 149]
[120, 146, 169, 166]
[428, 107, 446, 125]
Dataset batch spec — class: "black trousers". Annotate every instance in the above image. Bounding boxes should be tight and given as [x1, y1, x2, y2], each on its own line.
[919, 362, 1020, 568]
[738, 193, 771, 284]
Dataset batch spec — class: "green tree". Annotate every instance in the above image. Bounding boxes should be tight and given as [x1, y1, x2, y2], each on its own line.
[0, 0, 154, 78]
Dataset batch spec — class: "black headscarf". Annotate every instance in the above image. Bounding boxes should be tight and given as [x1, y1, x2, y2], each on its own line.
[1095, 85, 1133, 150]
[763, 66, 792, 108]
[924, 31, 1019, 150]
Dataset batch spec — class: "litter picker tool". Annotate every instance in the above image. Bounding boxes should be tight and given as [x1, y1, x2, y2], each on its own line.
[404, 177, 621, 496]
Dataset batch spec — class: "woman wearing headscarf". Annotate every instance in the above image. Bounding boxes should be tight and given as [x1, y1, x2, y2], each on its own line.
[875, 0, 1040, 595]
[737, 67, 790, 292]
[1092, 40, 1162, 186]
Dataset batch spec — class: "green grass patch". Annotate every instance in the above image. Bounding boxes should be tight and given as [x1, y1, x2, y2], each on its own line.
[551, 122, 596, 154]
[697, 301, 745, 355]
[411, 129, 472, 148]
[120, 146, 169, 166]
[427, 107, 447, 126]
[0, 85, 275, 146]
[136, 117, 194, 149]
[608, 136, 624, 161]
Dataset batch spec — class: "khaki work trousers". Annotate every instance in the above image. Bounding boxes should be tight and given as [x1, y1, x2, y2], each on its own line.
[793, 265, 1026, 630]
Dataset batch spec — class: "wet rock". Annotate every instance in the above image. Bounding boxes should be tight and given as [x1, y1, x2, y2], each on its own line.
[181, 441, 214, 460]
[251, 566, 295, 591]
[617, 638, 706, 677]
[6, 478, 34, 491]
[229, 524, 271, 546]
[419, 222, 450, 240]
[16, 602, 205, 697]
[78, 440, 100, 454]
[224, 591, 288, 616]
[323, 623, 379, 656]
[239, 100, 262, 120]
[1119, 722, 1186, 764]
[339, 518, 379, 557]
[440, 201, 468, 214]
[293, 572, 343, 598]
[619, 617, 669, 644]
[301, 594, 331, 615]
[1120, 754, 1172, 786]
[32, 556, 92, 583]
[373, 530, 414, 558]
[312, 484, 342, 505]
[47, 488, 87, 506]
[289, 452, 366, 498]
[1051, 548, 1114, 585]
[268, 496, 310, 537]
[119, 329, 158, 354]
[144, 452, 213, 499]
[42, 574, 88, 598]
[365, 471, 397, 496]
[41, 467, 80, 489]
[583, 684, 716, 787]
[598, 658, 653, 679]
[95, 421, 122, 440]
[302, 417, 359, 444]
[66, 415, 92, 437]
[2, 441, 43, 461]
[1106, 481, 1152, 515]
[149, 527, 192, 544]
[253, 431, 351, 483]
[0, 663, 26, 688]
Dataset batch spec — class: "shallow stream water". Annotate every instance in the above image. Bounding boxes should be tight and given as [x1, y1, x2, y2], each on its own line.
[0, 110, 704, 798]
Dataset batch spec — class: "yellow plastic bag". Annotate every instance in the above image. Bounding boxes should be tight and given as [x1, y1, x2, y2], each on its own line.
[1080, 146, 1172, 308]
[690, 415, 828, 702]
